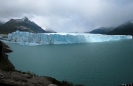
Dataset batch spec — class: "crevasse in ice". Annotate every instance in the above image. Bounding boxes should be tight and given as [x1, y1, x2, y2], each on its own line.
[7, 30, 132, 45]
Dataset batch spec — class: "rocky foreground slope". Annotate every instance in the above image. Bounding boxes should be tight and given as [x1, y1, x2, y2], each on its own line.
[0, 41, 82, 86]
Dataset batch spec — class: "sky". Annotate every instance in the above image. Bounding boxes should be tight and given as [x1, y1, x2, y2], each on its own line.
[0, 0, 133, 32]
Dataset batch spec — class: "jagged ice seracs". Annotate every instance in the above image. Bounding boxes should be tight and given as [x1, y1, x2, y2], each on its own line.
[7, 31, 132, 45]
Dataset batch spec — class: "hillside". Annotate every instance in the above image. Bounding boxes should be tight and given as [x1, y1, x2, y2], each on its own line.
[0, 17, 55, 34]
[89, 27, 114, 34]
[0, 21, 5, 26]
[107, 21, 133, 35]
[89, 20, 133, 36]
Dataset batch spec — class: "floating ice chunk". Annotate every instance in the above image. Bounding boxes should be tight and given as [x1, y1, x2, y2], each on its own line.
[7, 30, 132, 45]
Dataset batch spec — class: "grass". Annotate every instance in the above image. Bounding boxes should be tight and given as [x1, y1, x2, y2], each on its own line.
[16, 70, 84, 86]
[16, 70, 38, 78]
[46, 76, 84, 86]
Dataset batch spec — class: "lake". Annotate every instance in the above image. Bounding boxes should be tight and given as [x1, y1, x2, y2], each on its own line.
[6, 39, 133, 86]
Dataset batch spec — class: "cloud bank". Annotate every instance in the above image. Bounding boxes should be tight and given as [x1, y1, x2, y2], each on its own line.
[0, 0, 133, 32]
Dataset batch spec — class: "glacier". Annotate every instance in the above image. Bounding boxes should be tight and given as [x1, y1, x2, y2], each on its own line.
[7, 30, 132, 45]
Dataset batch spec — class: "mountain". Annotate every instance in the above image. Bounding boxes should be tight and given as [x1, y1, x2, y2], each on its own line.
[0, 23, 2, 26]
[0, 17, 55, 34]
[0, 21, 5, 26]
[45, 28, 56, 33]
[107, 20, 133, 35]
[89, 27, 114, 34]
[89, 20, 133, 36]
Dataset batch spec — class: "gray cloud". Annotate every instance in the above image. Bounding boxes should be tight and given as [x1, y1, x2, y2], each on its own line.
[0, 0, 133, 32]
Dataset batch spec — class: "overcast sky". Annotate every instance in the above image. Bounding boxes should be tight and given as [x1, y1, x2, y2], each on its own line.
[0, 0, 133, 32]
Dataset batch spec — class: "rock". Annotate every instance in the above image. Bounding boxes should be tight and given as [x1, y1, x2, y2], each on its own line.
[0, 69, 52, 86]
[48, 84, 58, 86]
[0, 41, 15, 71]
[3, 48, 13, 53]
[0, 74, 4, 79]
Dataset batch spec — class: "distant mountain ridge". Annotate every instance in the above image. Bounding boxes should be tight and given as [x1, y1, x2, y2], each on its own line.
[0, 17, 55, 34]
[45, 28, 56, 33]
[107, 20, 133, 35]
[89, 20, 133, 36]
[0, 21, 5, 26]
[89, 27, 114, 34]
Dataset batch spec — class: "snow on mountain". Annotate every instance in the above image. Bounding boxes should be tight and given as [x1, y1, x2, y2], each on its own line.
[45, 28, 56, 33]
[22, 16, 28, 21]
[0, 17, 55, 34]
[7, 31, 132, 45]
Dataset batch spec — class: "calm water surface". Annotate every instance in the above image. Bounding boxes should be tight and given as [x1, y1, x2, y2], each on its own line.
[6, 39, 133, 86]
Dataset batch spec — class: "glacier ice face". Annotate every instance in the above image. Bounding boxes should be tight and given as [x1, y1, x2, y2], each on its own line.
[7, 30, 132, 45]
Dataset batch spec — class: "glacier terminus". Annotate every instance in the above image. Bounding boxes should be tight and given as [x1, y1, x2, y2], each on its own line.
[7, 30, 132, 45]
